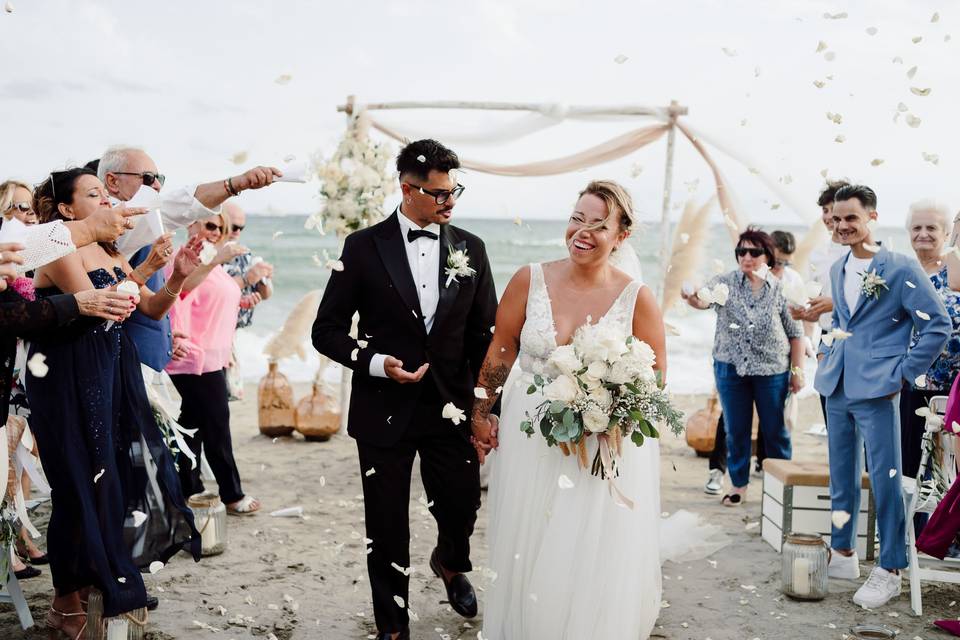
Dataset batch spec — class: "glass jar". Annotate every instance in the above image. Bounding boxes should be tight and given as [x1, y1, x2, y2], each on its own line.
[781, 532, 829, 600]
[188, 492, 227, 557]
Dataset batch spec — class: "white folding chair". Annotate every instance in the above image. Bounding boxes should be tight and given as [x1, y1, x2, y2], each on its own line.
[905, 395, 960, 616]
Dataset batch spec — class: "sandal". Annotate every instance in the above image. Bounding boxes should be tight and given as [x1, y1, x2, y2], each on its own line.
[46, 607, 86, 640]
[721, 493, 744, 507]
[226, 495, 261, 516]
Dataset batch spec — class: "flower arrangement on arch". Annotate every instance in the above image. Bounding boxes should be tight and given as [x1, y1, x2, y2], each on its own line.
[306, 112, 396, 240]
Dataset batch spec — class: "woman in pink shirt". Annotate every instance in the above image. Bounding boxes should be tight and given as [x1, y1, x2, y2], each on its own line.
[166, 211, 261, 515]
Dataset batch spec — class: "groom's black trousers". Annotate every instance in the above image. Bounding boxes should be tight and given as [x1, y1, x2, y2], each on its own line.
[356, 375, 481, 633]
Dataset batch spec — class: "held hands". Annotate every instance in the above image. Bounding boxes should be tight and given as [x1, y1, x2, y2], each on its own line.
[172, 236, 204, 278]
[471, 414, 500, 464]
[88, 205, 147, 243]
[75, 289, 137, 322]
[232, 166, 282, 192]
[383, 356, 429, 384]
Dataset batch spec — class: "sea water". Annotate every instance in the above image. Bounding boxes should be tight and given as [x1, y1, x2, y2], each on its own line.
[232, 215, 910, 395]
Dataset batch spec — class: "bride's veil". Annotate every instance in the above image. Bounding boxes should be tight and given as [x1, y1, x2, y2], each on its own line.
[608, 240, 644, 283]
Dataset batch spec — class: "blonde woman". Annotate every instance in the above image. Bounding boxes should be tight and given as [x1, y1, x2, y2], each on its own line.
[476, 180, 667, 640]
[1, 180, 38, 225]
[164, 211, 261, 515]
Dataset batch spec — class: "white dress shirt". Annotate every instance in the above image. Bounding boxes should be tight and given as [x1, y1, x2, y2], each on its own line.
[807, 241, 850, 330]
[369, 208, 442, 377]
[116, 184, 220, 259]
[843, 254, 874, 316]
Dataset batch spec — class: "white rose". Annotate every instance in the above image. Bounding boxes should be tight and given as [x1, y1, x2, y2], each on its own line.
[712, 283, 730, 306]
[628, 339, 657, 371]
[543, 374, 579, 404]
[586, 360, 609, 380]
[607, 360, 634, 385]
[546, 344, 582, 377]
[583, 406, 610, 433]
[696, 286, 716, 305]
[588, 386, 613, 409]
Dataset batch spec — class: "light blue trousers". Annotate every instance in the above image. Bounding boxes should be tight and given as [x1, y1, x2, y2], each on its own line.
[826, 388, 907, 569]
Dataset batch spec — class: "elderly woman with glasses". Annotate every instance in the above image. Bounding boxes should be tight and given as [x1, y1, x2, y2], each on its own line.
[164, 211, 262, 515]
[900, 200, 960, 478]
[683, 227, 804, 506]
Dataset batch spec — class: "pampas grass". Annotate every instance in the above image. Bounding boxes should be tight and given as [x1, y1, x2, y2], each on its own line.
[661, 196, 717, 312]
[791, 218, 829, 278]
[263, 289, 323, 362]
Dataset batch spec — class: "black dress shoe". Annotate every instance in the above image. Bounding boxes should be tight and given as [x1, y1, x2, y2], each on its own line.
[375, 629, 410, 640]
[429, 548, 477, 618]
[146, 595, 158, 611]
[14, 565, 41, 580]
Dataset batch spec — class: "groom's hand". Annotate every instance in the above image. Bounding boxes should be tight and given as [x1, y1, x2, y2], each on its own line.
[383, 356, 429, 384]
[471, 414, 499, 464]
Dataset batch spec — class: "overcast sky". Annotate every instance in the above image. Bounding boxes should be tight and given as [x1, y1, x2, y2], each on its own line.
[1, 0, 956, 227]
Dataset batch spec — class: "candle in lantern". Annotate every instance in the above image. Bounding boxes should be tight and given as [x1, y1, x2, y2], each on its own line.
[792, 557, 811, 596]
[199, 517, 216, 552]
[106, 617, 129, 640]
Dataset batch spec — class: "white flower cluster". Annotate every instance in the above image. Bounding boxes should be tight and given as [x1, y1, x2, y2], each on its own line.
[696, 282, 730, 306]
[782, 279, 823, 308]
[306, 115, 396, 238]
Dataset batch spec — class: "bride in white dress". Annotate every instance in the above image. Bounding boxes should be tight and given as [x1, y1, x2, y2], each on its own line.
[470, 181, 665, 639]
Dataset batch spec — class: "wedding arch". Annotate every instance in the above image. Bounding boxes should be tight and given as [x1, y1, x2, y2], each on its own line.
[334, 94, 817, 300]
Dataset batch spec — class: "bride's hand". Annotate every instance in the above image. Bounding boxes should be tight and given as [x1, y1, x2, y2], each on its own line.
[471, 414, 498, 464]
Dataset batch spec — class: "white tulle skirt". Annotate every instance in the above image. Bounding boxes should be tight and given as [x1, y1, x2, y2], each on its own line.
[482, 370, 663, 640]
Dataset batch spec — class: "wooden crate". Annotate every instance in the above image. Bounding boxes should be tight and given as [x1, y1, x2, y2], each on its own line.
[760, 458, 876, 560]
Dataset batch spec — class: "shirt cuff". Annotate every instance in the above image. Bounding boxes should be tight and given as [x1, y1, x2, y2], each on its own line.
[369, 353, 388, 378]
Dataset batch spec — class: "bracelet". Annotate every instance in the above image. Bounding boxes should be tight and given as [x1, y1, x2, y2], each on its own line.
[161, 283, 181, 298]
[225, 177, 239, 196]
[790, 365, 804, 377]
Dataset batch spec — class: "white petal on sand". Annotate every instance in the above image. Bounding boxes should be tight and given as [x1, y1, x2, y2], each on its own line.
[910, 87, 932, 97]
[319, 476, 326, 487]
[393, 595, 405, 608]
[614, 54, 628, 64]
[831, 510, 851, 528]
[916, 309, 931, 320]
[149, 561, 164, 574]
[889, 468, 898, 478]
[269, 506, 304, 517]
[474, 387, 488, 399]
[745, 521, 760, 531]
[365, 468, 376, 477]
[557, 475, 575, 489]
[27, 352, 48, 378]
[132, 510, 148, 527]
[93, 468, 105, 483]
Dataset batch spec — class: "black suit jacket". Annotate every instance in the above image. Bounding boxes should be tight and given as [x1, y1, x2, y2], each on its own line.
[311, 212, 498, 447]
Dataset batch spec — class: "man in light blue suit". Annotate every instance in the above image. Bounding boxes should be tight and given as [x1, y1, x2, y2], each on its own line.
[815, 184, 951, 608]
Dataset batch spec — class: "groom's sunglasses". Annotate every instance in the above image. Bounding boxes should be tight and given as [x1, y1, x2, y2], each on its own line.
[735, 247, 765, 258]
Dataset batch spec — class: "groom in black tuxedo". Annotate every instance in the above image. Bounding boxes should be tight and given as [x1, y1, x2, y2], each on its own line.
[312, 139, 498, 640]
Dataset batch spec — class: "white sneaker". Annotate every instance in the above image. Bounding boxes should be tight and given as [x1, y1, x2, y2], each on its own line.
[828, 550, 861, 580]
[852, 567, 902, 609]
[704, 469, 723, 495]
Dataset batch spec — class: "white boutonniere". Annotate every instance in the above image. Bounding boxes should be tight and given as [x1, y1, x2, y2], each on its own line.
[445, 248, 476, 287]
[860, 269, 888, 300]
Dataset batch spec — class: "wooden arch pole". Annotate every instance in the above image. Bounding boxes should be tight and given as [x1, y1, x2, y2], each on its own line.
[656, 100, 683, 304]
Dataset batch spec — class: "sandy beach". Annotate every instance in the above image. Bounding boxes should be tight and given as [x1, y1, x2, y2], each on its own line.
[2, 384, 958, 639]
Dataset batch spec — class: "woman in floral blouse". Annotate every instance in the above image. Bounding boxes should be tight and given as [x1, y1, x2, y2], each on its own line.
[683, 227, 804, 506]
[901, 200, 960, 478]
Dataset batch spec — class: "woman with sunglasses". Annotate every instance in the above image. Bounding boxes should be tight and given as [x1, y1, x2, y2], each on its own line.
[26, 167, 203, 637]
[164, 212, 261, 515]
[1, 180, 39, 225]
[682, 227, 804, 506]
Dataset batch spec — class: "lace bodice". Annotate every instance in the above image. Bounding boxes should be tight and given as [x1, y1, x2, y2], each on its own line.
[518, 263, 642, 376]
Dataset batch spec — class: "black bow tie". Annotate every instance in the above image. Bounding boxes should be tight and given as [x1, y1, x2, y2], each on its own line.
[407, 228, 439, 242]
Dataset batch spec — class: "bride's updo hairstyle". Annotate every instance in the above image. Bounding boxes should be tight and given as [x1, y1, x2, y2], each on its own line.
[573, 180, 635, 251]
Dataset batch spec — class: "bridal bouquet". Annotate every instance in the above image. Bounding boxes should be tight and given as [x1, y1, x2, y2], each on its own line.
[520, 320, 684, 481]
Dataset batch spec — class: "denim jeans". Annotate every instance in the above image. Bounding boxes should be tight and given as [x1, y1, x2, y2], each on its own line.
[713, 360, 792, 488]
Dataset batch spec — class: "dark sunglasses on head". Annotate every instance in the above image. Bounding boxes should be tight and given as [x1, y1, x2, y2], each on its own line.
[735, 247, 765, 258]
[113, 171, 166, 188]
[204, 221, 223, 232]
[231, 224, 245, 232]
[5, 202, 33, 214]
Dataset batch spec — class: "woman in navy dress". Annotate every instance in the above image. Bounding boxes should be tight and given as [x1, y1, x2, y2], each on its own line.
[27, 168, 203, 638]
